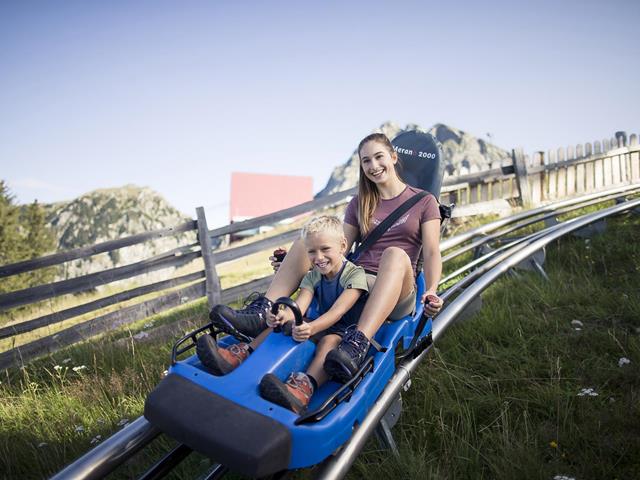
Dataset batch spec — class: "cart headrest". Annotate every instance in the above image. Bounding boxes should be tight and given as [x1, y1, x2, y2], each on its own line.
[391, 131, 444, 199]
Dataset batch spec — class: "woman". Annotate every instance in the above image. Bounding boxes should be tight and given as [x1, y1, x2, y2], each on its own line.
[210, 132, 443, 382]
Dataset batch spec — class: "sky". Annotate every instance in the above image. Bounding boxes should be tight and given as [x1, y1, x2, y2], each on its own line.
[1, 0, 638, 227]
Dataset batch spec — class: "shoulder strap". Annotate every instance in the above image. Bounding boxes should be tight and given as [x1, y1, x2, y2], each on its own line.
[350, 191, 428, 262]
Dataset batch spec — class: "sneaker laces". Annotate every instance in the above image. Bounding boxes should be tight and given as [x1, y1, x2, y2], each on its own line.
[287, 372, 313, 397]
[240, 293, 272, 316]
[226, 343, 249, 360]
[339, 327, 369, 360]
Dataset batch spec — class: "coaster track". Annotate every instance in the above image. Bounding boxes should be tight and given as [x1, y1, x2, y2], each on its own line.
[50, 186, 640, 480]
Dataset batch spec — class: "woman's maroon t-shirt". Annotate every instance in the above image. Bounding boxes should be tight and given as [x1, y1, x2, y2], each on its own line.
[344, 186, 440, 274]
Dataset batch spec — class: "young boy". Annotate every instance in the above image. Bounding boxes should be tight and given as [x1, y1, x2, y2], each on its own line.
[196, 215, 368, 413]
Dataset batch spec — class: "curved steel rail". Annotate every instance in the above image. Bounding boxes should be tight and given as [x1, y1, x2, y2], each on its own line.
[439, 184, 638, 252]
[50, 187, 640, 480]
[313, 196, 640, 480]
[50, 417, 160, 480]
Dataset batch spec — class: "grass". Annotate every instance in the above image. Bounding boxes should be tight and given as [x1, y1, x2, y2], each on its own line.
[347, 211, 640, 480]
[1, 209, 638, 479]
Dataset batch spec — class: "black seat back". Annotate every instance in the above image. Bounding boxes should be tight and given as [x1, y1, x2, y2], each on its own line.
[391, 130, 445, 200]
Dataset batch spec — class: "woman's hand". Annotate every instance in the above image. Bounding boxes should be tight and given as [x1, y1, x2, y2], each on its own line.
[269, 247, 287, 273]
[266, 309, 288, 328]
[422, 292, 443, 317]
[292, 321, 315, 342]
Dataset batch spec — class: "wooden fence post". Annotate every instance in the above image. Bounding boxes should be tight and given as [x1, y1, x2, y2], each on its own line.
[196, 207, 222, 308]
[512, 148, 532, 206]
[630, 134, 640, 182]
[530, 151, 543, 204]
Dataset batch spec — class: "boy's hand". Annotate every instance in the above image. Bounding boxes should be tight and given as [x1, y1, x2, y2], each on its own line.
[292, 321, 314, 342]
[266, 309, 287, 328]
[422, 293, 443, 317]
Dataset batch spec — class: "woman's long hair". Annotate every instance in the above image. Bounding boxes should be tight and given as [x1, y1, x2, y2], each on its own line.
[357, 133, 404, 235]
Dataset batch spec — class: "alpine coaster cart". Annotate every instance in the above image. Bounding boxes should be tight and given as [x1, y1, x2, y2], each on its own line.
[144, 131, 452, 478]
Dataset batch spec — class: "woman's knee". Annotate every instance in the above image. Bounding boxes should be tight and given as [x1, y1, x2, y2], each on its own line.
[379, 247, 412, 270]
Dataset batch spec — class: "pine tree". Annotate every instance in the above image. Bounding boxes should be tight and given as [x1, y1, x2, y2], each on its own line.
[0, 181, 57, 294]
[21, 200, 56, 287]
[0, 181, 22, 267]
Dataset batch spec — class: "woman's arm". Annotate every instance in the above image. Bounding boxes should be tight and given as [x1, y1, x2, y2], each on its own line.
[420, 219, 443, 314]
[343, 223, 359, 254]
[292, 288, 364, 341]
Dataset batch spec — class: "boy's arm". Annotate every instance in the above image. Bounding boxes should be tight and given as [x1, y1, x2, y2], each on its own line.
[271, 288, 314, 325]
[304, 288, 364, 336]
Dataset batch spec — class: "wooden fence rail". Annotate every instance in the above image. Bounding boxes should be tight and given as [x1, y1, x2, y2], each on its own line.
[1, 131, 638, 369]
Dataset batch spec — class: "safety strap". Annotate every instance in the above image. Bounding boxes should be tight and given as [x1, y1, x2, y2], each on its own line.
[349, 191, 428, 262]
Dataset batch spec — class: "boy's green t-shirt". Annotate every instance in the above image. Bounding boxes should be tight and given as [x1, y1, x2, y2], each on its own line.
[299, 260, 368, 295]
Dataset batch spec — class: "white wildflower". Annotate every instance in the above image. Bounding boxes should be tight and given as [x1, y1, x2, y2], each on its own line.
[144, 322, 154, 329]
[553, 475, 575, 480]
[570, 320, 584, 328]
[133, 331, 149, 340]
[74, 425, 84, 433]
[618, 357, 631, 367]
[62, 358, 72, 364]
[181, 296, 190, 303]
[53, 365, 63, 372]
[97, 418, 106, 424]
[72, 365, 87, 373]
[90, 435, 102, 445]
[577, 387, 598, 397]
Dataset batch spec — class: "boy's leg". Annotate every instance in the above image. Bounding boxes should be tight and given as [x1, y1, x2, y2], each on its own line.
[306, 334, 341, 387]
[324, 247, 414, 382]
[209, 239, 312, 337]
[259, 334, 341, 414]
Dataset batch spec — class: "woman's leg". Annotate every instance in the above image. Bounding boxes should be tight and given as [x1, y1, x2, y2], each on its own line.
[357, 247, 414, 338]
[265, 238, 312, 300]
[209, 238, 311, 336]
[306, 334, 341, 386]
[323, 247, 414, 382]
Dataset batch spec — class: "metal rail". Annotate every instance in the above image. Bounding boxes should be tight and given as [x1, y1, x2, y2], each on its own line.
[50, 187, 640, 480]
[50, 417, 160, 480]
[439, 184, 639, 252]
[313, 196, 640, 479]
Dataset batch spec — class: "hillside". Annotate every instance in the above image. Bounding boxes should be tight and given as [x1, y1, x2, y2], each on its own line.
[42, 185, 195, 280]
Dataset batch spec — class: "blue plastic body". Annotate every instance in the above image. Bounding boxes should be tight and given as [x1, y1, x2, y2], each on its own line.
[167, 273, 432, 469]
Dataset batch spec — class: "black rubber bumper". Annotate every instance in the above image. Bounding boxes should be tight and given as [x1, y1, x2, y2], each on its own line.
[144, 374, 291, 478]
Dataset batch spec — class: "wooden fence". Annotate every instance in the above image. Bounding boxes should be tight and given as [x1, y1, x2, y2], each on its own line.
[1, 131, 638, 369]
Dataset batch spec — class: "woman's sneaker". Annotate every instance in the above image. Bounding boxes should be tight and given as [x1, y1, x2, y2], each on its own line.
[259, 372, 314, 414]
[196, 334, 250, 375]
[323, 329, 370, 383]
[209, 293, 272, 338]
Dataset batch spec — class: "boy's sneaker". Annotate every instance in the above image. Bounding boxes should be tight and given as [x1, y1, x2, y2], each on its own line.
[209, 293, 272, 338]
[259, 372, 314, 414]
[323, 328, 370, 383]
[196, 334, 250, 375]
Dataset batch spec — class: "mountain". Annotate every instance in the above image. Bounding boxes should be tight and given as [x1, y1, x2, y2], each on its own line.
[316, 122, 510, 197]
[43, 185, 195, 281]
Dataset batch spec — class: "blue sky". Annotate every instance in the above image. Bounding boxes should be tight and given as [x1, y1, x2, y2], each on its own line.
[1, 0, 638, 227]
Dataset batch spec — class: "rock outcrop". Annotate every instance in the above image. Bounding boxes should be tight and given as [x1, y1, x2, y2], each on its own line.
[316, 122, 510, 197]
[43, 185, 195, 281]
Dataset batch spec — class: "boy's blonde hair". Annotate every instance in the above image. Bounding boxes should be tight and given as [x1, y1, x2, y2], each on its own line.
[301, 215, 344, 241]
